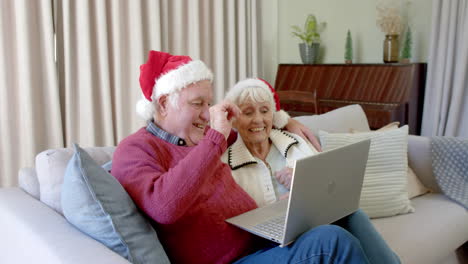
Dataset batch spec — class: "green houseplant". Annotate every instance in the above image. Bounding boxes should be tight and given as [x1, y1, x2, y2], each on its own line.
[291, 14, 326, 64]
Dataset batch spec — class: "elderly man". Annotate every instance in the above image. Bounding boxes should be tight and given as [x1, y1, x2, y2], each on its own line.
[112, 50, 369, 264]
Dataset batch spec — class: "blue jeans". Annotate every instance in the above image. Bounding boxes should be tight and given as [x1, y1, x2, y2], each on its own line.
[234, 225, 370, 264]
[333, 209, 400, 264]
[234, 210, 400, 264]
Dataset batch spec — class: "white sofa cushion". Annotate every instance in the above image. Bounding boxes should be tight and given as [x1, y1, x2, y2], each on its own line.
[319, 126, 414, 218]
[372, 193, 468, 264]
[35, 146, 115, 214]
[350, 122, 430, 199]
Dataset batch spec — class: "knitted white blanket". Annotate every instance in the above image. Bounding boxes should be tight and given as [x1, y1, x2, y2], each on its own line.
[431, 137, 468, 209]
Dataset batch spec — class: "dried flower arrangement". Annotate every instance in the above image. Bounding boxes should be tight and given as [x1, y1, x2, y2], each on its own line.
[376, 1, 404, 35]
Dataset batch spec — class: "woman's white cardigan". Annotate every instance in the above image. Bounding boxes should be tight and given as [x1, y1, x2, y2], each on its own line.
[221, 129, 318, 207]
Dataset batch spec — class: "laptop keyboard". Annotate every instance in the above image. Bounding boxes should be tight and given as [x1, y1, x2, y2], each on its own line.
[252, 215, 286, 241]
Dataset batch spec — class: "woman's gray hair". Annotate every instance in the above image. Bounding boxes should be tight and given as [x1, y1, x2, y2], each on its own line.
[228, 86, 275, 110]
[226, 78, 290, 128]
[226, 78, 276, 110]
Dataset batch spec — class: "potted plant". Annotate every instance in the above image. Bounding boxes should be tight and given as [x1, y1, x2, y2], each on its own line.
[291, 14, 326, 64]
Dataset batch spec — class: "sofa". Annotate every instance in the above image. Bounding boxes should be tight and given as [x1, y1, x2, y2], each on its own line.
[1, 104, 467, 264]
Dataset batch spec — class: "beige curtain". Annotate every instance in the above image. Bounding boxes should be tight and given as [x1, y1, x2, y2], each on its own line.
[54, 0, 160, 147]
[0, 0, 260, 187]
[0, 0, 63, 187]
[421, 0, 468, 137]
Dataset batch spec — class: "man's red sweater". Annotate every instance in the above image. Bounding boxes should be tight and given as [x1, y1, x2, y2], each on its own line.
[112, 128, 261, 264]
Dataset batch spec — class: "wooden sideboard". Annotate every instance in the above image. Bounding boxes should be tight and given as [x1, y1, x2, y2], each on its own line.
[274, 63, 427, 135]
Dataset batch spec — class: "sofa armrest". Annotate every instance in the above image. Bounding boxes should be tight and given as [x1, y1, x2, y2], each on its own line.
[407, 135, 441, 193]
[18, 167, 40, 199]
[0, 188, 130, 264]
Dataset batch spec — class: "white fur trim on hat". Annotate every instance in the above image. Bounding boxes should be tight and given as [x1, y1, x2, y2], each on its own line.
[136, 95, 155, 121]
[273, 109, 290, 129]
[154, 60, 213, 99]
[226, 78, 271, 103]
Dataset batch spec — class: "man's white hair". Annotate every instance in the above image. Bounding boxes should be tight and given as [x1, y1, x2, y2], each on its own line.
[135, 90, 180, 121]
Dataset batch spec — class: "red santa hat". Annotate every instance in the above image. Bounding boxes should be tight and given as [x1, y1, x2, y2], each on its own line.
[136, 50, 213, 121]
[226, 78, 290, 129]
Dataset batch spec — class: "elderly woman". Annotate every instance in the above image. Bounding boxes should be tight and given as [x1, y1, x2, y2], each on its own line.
[222, 78, 401, 264]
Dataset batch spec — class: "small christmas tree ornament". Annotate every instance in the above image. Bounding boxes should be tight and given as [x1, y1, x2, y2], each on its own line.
[401, 26, 412, 63]
[345, 30, 353, 64]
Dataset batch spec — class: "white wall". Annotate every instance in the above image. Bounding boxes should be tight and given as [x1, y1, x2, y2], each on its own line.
[260, 0, 433, 84]
[259, 0, 279, 84]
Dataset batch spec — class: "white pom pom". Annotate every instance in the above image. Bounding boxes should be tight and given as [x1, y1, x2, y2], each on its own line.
[273, 109, 290, 129]
[136, 98, 155, 121]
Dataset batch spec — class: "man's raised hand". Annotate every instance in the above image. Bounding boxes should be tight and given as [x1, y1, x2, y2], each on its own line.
[209, 101, 240, 140]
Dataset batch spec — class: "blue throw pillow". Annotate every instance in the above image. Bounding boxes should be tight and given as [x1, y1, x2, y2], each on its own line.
[102, 160, 112, 172]
[61, 144, 170, 264]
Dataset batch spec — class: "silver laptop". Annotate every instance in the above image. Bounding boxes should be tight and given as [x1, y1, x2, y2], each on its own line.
[226, 139, 371, 247]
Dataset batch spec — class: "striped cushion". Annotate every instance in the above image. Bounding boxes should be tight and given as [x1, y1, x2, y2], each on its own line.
[319, 125, 414, 218]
